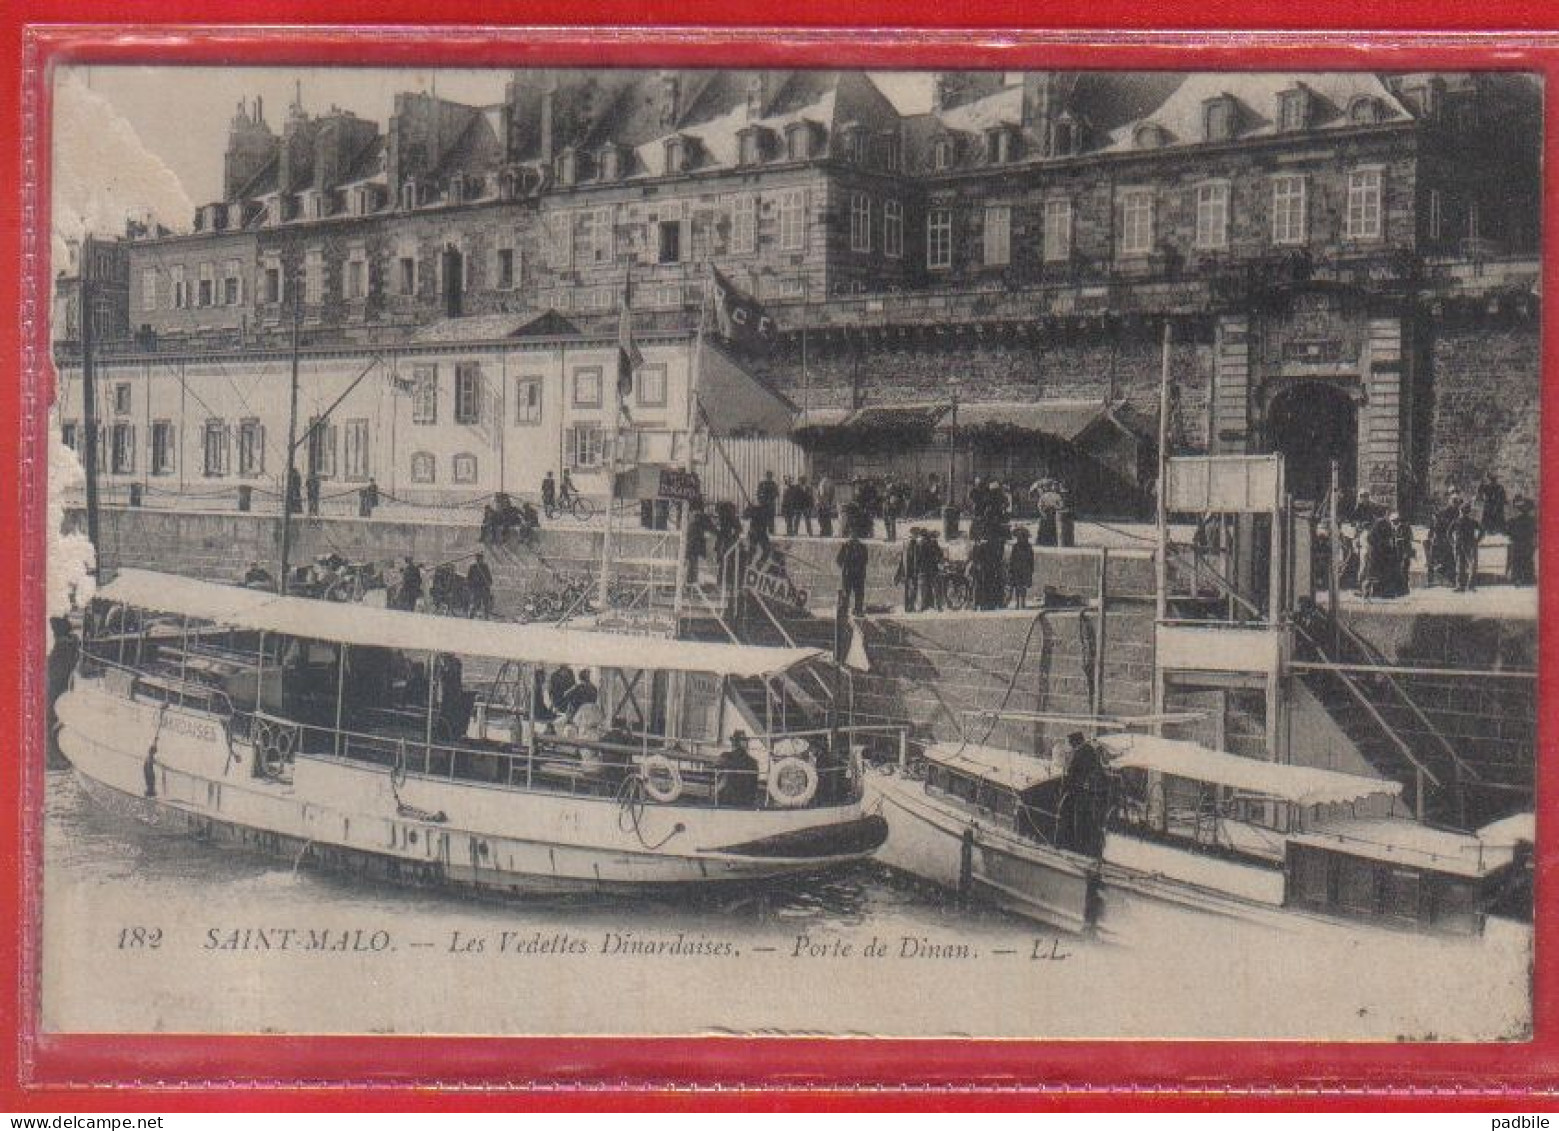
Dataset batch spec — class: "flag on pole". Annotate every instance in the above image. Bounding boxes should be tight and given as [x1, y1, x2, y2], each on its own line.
[386, 362, 418, 394]
[617, 289, 643, 401]
[709, 265, 778, 352]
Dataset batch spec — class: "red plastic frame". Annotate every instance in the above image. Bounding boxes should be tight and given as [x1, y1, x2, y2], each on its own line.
[5, 15, 1558, 1110]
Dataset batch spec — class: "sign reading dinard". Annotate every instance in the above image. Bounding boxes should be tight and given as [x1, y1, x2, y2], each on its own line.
[742, 550, 810, 611]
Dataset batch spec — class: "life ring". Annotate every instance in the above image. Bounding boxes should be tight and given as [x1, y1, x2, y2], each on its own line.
[767, 755, 818, 809]
[640, 754, 684, 804]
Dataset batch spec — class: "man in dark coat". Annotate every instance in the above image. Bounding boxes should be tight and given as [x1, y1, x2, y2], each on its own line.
[815, 475, 836, 537]
[755, 471, 780, 536]
[743, 499, 772, 563]
[781, 476, 802, 536]
[1007, 527, 1035, 609]
[358, 478, 379, 518]
[685, 503, 714, 585]
[397, 556, 423, 611]
[466, 552, 494, 618]
[895, 529, 922, 613]
[546, 664, 577, 717]
[1506, 496, 1537, 586]
[918, 531, 945, 611]
[714, 500, 742, 585]
[882, 479, 906, 543]
[1361, 514, 1396, 599]
[836, 533, 869, 617]
[1451, 503, 1484, 592]
[797, 476, 816, 536]
[718, 731, 761, 807]
[1059, 731, 1111, 856]
[305, 472, 322, 516]
[856, 478, 882, 538]
[1388, 512, 1415, 598]
[1477, 473, 1509, 536]
[541, 471, 557, 515]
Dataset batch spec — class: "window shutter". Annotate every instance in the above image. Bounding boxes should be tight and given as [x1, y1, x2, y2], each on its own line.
[601, 207, 617, 264]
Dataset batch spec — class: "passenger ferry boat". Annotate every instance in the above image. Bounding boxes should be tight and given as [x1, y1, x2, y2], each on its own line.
[867, 725, 1532, 937]
[57, 569, 892, 894]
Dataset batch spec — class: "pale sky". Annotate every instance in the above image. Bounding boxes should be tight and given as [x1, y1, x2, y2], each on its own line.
[57, 65, 937, 216]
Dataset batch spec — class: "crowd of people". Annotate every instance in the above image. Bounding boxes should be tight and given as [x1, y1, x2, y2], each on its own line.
[1343, 473, 1536, 599]
[259, 461, 1535, 629]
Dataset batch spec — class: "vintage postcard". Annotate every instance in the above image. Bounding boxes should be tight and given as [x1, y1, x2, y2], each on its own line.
[40, 59, 1539, 1041]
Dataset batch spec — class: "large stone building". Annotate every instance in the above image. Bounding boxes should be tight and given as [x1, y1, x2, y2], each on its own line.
[54, 68, 1541, 513]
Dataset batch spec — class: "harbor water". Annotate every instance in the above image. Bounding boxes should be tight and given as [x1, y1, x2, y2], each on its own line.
[42, 768, 1531, 1040]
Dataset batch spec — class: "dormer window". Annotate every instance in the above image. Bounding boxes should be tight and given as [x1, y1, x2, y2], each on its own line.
[931, 137, 953, 171]
[847, 127, 869, 164]
[1278, 87, 1311, 132]
[448, 177, 466, 205]
[737, 127, 768, 167]
[1049, 115, 1080, 157]
[1203, 96, 1236, 143]
[1348, 96, 1382, 125]
[665, 136, 688, 174]
[1405, 80, 1442, 121]
[262, 192, 283, 226]
[400, 180, 417, 210]
[985, 126, 1016, 164]
[884, 132, 902, 172]
[302, 190, 326, 220]
[599, 145, 623, 182]
[556, 148, 578, 187]
[784, 121, 814, 161]
[1133, 123, 1167, 150]
[745, 74, 765, 119]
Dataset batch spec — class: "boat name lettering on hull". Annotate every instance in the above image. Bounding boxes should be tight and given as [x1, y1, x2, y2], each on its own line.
[161, 714, 219, 743]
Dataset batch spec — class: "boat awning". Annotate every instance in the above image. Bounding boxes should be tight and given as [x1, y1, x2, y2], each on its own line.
[1477, 812, 1536, 845]
[1098, 733, 1402, 807]
[923, 742, 1063, 793]
[97, 569, 825, 678]
[1292, 818, 1513, 879]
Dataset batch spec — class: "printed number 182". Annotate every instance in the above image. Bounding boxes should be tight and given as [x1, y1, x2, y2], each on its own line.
[117, 926, 163, 949]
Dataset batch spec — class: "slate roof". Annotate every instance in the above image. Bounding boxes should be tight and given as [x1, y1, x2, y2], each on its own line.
[1104, 72, 1409, 151]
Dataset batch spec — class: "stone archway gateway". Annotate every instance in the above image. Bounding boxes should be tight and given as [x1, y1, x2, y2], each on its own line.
[1213, 289, 1409, 511]
[1262, 380, 1361, 506]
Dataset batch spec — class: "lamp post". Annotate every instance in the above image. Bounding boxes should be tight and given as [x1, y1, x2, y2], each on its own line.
[946, 380, 961, 503]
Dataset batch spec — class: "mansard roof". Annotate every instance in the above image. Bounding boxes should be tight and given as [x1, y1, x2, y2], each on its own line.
[1106, 72, 1410, 151]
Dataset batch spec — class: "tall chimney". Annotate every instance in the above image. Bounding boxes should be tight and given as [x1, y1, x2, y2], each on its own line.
[539, 76, 558, 163]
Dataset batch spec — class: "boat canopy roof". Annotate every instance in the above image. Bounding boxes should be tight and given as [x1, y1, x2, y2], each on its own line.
[98, 569, 825, 679]
[1293, 818, 1513, 879]
[1477, 811, 1536, 845]
[1098, 733, 1402, 807]
[924, 742, 1064, 793]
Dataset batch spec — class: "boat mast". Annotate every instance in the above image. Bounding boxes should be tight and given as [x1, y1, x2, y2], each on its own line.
[1151, 319, 1172, 732]
[276, 269, 303, 594]
[78, 233, 103, 570]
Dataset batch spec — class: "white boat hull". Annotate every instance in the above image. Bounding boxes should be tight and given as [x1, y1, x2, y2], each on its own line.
[866, 771, 1097, 933]
[56, 680, 887, 895]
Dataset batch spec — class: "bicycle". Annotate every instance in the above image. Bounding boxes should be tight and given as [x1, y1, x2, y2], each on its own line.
[545, 491, 597, 522]
[938, 559, 973, 611]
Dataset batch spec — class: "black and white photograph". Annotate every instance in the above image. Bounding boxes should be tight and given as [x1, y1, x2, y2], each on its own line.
[41, 61, 1541, 1039]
